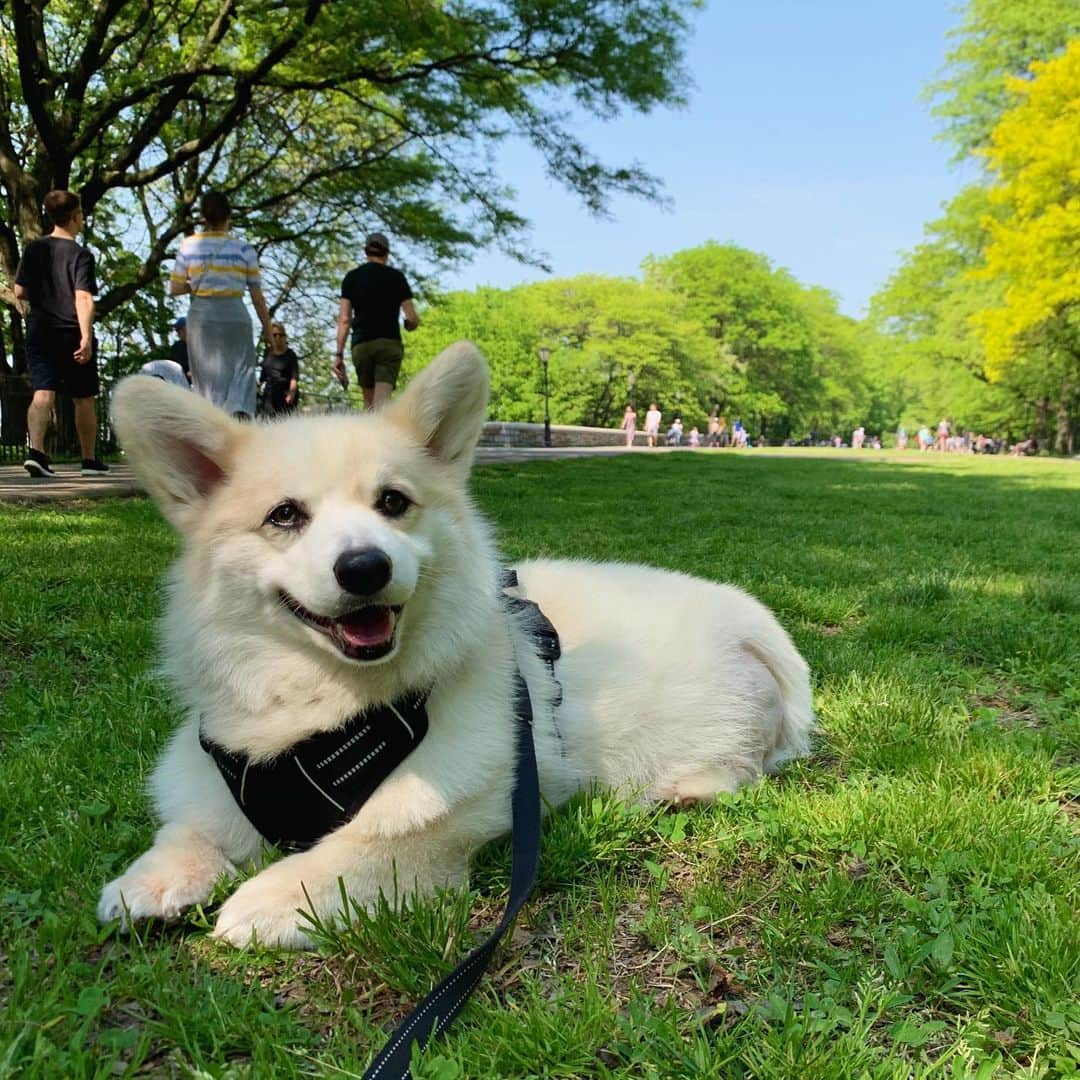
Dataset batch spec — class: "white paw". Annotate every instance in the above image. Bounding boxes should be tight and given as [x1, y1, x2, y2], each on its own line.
[98, 842, 235, 926]
[212, 861, 329, 949]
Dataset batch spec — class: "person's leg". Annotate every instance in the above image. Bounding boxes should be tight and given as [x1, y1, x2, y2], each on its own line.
[27, 389, 56, 451]
[370, 340, 403, 410]
[352, 342, 377, 410]
[73, 396, 98, 459]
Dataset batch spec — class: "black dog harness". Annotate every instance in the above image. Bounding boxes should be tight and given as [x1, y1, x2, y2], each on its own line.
[199, 571, 559, 1078]
[199, 694, 429, 854]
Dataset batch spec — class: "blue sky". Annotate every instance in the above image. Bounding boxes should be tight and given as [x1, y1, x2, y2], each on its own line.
[442, 1, 978, 317]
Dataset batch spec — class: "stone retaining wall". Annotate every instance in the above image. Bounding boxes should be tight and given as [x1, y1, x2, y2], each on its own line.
[480, 421, 649, 448]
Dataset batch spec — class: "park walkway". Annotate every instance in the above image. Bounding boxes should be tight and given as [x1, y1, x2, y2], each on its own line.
[0, 446, 645, 503]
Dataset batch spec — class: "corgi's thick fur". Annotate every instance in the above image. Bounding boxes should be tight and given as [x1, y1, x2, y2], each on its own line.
[98, 342, 814, 948]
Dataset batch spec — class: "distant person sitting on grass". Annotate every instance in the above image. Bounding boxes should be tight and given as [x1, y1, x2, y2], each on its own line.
[14, 189, 110, 478]
[667, 417, 683, 446]
[688, 426, 701, 447]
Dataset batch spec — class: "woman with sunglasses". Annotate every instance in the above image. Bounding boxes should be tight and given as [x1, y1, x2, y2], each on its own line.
[258, 323, 300, 415]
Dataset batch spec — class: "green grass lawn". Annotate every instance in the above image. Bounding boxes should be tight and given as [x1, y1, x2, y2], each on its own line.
[2, 451, 1078, 1078]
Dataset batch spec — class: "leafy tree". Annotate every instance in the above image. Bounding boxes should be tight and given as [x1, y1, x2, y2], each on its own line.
[405, 275, 719, 428]
[0, 0, 699, 363]
[927, 0, 1079, 160]
[644, 243, 821, 440]
[974, 40, 1080, 453]
[869, 188, 1024, 438]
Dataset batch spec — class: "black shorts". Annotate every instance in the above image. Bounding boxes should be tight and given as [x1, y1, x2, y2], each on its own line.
[351, 338, 403, 389]
[27, 328, 100, 398]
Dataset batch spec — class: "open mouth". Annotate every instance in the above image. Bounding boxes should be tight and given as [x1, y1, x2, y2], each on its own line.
[279, 591, 401, 661]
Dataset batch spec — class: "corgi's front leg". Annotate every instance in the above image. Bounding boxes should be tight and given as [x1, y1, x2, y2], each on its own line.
[98, 721, 261, 926]
[212, 796, 500, 949]
[98, 822, 238, 925]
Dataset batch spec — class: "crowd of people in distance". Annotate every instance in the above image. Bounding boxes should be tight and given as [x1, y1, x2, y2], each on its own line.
[620, 404, 751, 448]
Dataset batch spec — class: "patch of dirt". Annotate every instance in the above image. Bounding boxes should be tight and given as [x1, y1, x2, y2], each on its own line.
[972, 690, 1044, 730]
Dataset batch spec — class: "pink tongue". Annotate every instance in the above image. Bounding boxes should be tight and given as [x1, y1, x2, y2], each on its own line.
[337, 607, 393, 647]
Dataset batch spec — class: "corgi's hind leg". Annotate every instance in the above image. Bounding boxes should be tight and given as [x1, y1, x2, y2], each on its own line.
[652, 760, 763, 806]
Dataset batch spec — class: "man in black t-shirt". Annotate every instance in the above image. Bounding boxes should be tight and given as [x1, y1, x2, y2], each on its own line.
[333, 232, 419, 409]
[13, 190, 109, 477]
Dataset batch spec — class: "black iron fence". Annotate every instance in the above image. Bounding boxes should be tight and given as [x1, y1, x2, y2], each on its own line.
[0, 373, 119, 463]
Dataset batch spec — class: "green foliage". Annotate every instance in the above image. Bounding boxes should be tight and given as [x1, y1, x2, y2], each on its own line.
[872, 0, 1080, 449]
[869, 188, 1021, 436]
[409, 245, 902, 440]
[0, 0, 700, 356]
[645, 243, 819, 437]
[973, 41, 1080, 453]
[927, 0, 1080, 160]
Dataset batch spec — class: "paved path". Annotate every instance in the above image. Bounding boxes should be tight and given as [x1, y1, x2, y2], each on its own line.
[0, 446, 646, 504]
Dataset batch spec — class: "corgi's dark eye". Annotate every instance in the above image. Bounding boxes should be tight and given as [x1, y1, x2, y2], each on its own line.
[377, 488, 411, 518]
[264, 500, 308, 530]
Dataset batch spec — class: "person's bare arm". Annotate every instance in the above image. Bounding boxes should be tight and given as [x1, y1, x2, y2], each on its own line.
[74, 290, 95, 364]
[169, 278, 190, 296]
[286, 378, 299, 405]
[14, 283, 28, 301]
[401, 298, 419, 332]
[333, 298, 351, 388]
[248, 286, 273, 347]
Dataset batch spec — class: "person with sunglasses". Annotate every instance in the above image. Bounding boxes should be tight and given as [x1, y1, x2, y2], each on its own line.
[259, 322, 300, 415]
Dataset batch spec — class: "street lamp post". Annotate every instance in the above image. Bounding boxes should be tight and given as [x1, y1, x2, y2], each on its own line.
[538, 345, 551, 447]
[627, 370, 636, 409]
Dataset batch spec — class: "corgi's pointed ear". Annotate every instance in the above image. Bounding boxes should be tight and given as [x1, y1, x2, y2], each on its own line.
[386, 341, 489, 469]
[111, 376, 249, 531]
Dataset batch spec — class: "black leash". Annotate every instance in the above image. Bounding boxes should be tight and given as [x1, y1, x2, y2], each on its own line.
[362, 670, 541, 1079]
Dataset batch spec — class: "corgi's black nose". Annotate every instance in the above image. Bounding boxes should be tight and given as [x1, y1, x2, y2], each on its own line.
[334, 548, 392, 596]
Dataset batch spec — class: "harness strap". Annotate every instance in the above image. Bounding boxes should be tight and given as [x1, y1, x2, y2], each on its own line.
[362, 670, 541, 1079]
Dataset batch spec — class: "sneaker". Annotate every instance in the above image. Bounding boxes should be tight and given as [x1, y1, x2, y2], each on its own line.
[81, 458, 111, 476]
[23, 448, 57, 478]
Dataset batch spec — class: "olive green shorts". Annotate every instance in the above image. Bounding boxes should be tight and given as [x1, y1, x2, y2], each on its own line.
[351, 338, 404, 389]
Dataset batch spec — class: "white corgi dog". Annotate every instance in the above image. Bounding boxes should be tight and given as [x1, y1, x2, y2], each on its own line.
[98, 342, 813, 948]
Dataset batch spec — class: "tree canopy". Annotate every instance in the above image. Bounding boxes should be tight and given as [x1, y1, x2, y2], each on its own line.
[872, 0, 1079, 451]
[0, 0, 699, 362]
[406, 243, 903, 442]
[926, 0, 1079, 160]
[976, 42, 1080, 372]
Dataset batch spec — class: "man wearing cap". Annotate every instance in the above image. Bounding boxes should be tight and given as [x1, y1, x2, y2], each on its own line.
[169, 317, 191, 383]
[333, 232, 419, 408]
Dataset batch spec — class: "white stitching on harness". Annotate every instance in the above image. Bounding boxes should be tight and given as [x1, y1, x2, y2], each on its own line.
[332, 740, 387, 787]
[293, 757, 347, 812]
[315, 723, 371, 769]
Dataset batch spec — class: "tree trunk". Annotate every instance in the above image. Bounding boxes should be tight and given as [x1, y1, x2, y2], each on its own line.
[1034, 397, 1049, 445]
[1055, 378, 1076, 456]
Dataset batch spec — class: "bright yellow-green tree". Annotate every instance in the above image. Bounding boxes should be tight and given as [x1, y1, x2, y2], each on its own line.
[974, 40, 1080, 451]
